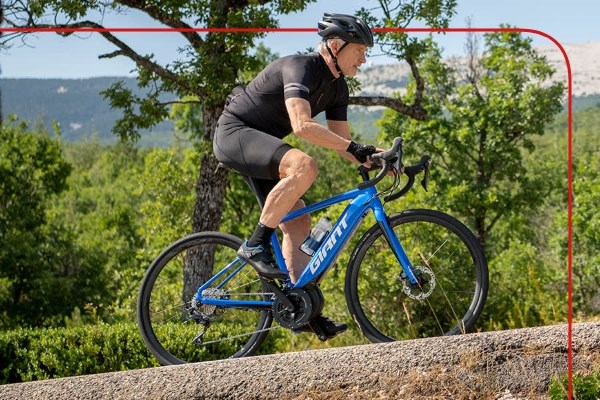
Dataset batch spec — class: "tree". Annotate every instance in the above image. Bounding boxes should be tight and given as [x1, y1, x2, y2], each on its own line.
[1, 0, 457, 304]
[0, 117, 72, 327]
[350, 0, 457, 119]
[547, 105, 600, 318]
[375, 29, 567, 329]
[379, 30, 565, 251]
[52, 140, 152, 323]
[2, 0, 319, 300]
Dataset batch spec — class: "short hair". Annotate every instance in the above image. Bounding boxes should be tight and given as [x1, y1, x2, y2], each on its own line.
[318, 37, 346, 52]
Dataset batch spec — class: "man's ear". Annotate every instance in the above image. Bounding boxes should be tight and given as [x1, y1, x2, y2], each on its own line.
[329, 40, 339, 56]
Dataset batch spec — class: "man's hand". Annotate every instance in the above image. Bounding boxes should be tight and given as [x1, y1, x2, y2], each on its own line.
[347, 141, 377, 164]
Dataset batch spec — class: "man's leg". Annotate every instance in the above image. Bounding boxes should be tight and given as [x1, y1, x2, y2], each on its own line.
[257, 149, 347, 337]
[279, 199, 311, 284]
[239, 149, 316, 279]
[259, 148, 318, 227]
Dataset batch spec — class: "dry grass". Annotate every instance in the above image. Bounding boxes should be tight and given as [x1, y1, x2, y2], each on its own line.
[290, 363, 555, 400]
[290, 343, 600, 399]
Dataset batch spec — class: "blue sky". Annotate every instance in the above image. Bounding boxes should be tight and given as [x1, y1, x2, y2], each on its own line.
[1, 0, 599, 78]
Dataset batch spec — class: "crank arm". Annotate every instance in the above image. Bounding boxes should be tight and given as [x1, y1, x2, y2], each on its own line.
[264, 280, 295, 311]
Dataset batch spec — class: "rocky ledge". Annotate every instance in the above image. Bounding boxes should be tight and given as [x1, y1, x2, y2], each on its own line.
[1, 322, 598, 399]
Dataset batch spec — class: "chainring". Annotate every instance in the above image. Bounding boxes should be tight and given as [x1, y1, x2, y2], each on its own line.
[272, 287, 324, 330]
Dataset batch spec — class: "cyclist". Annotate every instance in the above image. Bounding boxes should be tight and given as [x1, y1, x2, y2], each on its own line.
[213, 13, 378, 338]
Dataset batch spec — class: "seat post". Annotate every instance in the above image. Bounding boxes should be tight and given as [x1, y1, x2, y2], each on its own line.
[242, 176, 267, 210]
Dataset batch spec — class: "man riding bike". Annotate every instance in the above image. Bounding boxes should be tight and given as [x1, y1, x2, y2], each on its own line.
[213, 13, 378, 338]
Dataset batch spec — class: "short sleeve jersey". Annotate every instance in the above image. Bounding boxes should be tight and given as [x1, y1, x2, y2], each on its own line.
[224, 53, 349, 139]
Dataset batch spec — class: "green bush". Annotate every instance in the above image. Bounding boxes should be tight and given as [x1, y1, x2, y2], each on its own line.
[0, 322, 159, 384]
[548, 371, 600, 400]
[0, 321, 317, 384]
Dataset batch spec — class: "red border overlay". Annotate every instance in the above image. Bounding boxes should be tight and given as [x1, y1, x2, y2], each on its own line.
[1, 25, 574, 398]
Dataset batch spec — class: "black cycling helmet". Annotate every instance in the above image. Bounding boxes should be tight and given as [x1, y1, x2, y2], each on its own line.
[318, 13, 374, 48]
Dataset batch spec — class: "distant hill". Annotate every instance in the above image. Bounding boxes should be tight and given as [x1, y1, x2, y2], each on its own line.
[1, 41, 598, 145]
[535, 41, 600, 98]
[0, 77, 177, 146]
[356, 41, 600, 99]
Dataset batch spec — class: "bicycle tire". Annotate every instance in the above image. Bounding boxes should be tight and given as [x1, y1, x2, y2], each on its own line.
[345, 209, 488, 342]
[137, 231, 273, 365]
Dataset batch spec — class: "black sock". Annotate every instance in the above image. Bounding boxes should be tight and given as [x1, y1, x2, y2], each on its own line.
[247, 222, 275, 247]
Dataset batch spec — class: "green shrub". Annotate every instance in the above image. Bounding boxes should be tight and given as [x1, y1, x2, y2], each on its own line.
[0, 322, 159, 383]
[548, 371, 600, 400]
[0, 321, 324, 383]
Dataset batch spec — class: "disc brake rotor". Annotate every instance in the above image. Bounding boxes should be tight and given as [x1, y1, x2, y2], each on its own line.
[402, 265, 436, 301]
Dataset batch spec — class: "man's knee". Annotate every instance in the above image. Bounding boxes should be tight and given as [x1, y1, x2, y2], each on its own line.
[280, 150, 318, 182]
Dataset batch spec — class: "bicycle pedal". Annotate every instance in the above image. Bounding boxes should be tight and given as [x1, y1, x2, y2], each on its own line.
[310, 320, 332, 341]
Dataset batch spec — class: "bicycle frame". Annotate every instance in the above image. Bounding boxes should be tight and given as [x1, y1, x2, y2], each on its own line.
[195, 180, 419, 309]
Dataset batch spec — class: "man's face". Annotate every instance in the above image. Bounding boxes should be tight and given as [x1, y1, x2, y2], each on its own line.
[336, 43, 368, 77]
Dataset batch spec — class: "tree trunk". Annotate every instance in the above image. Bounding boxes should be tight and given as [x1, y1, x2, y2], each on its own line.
[183, 104, 228, 303]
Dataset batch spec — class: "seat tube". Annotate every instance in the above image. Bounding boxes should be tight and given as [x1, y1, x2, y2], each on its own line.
[270, 234, 288, 275]
[372, 202, 419, 284]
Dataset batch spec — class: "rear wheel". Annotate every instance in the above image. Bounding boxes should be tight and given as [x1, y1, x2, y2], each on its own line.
[345, 209, 488, 342]
[137, 232, 274, 365]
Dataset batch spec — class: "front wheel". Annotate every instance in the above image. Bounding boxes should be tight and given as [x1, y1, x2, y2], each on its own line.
[345, 209, 488, 342]
[137, 232, 273, 365]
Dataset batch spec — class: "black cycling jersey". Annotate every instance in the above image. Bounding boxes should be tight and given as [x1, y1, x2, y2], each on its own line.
[224, 52, 349, 138]
[214, 52, 350, 182]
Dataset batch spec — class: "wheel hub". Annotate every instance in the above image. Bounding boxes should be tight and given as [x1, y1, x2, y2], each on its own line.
[191, 288, 228, 321]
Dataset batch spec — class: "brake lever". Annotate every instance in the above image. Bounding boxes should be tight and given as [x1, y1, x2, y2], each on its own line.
[420, 160, 431, 192]
[359, 137, 404, 190]
[394, 156, 404, 174]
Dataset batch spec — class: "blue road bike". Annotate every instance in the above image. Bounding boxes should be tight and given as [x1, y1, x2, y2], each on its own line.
[137, 138, 488, 365]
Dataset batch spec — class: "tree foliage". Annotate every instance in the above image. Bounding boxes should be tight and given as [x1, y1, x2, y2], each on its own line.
[379, 30, 565, 250]
[561, 117, 600, 318]
[0, 0, 3, 122]
[0, 116, 72, 327]
[1, 99, 598, 331]
[348, 0, 457, 118]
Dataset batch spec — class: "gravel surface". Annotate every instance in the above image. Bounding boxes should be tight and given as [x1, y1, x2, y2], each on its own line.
[1, 322, 598, 399]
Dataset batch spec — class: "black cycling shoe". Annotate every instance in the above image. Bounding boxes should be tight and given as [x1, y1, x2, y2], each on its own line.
[293, 315, 348, 339]
[237, 241, 288, 280]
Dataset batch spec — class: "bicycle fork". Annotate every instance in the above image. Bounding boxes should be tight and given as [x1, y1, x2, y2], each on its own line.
[371, 202, 420, 286]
